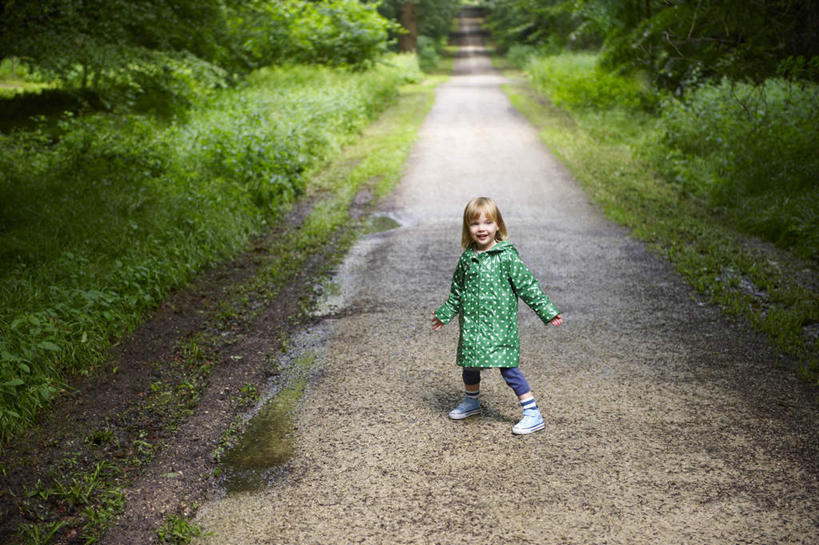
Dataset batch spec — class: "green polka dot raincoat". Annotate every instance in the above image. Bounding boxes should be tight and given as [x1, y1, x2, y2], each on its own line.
[435, 241, 560, 368]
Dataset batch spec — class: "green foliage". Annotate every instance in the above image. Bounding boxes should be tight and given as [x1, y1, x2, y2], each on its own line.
[599, 0, 819, 91]
[378, 0, 462, 43]
[646, 78, 819, 259]
[525, 52, 657, 112]
[0, 56, 422, 443]
[505, 65, 818, 379]
[228, 0, 396, 71]
[156, 514, 207, 545]
[520, 50, 818, 260]
[0, 0, 230, 102]
[487, 0, 819, 91]
[486, 0, 601, 54]
[0, 1, 397, 113]
[292, 0, 394, 68]
[416, 35, 445, 72]
[505, 44, 540, 69]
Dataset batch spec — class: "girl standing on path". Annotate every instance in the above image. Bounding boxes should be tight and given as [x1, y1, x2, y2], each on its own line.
[432, 197, 562, 435]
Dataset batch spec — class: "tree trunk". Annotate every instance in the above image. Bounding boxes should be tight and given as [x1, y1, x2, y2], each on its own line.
[397, 2, 418, 52]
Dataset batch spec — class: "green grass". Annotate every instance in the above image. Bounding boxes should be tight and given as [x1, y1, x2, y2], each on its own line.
[13, 460, 126, 544]
[3, 57, 444, 544]
[524, 51, 657, 112]
[0, 54, 426, 443]
[157, 514, 209, 545]
[499, 57, 818, 383]
[205, 61, 445, 328]
[0, 58, 50, 98]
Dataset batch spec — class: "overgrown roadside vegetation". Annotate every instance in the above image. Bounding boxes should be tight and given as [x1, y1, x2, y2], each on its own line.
[0, 55, 422, 444]
[497, 52, 818, 381]
[1, 1, 456, 541]
[481, 0, 818, 382]
[0, 55, 447, 544]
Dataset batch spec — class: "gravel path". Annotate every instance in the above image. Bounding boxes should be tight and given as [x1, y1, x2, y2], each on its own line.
[193, 13, 818, 545]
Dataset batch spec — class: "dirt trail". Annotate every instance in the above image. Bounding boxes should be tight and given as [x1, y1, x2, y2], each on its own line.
[193, 12, 818, 545]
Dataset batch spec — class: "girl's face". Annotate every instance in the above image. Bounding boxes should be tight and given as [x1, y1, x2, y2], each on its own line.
[469, 212, 499, 251]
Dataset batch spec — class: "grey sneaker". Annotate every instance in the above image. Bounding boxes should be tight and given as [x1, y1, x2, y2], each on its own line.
[448, 397, 480, 420]
[512, 412, 544, 434]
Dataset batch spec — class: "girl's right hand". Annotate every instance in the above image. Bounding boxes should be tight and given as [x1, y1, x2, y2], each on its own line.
[431, 312, 444, 331]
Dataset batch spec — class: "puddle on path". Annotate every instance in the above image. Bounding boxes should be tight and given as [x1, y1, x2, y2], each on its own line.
[218, 382, 303, 494]
[219, 355, 317, 494]
[362, 213, 401, 235]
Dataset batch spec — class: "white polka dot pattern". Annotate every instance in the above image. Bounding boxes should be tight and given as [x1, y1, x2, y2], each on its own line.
[434, 241, 560, 368]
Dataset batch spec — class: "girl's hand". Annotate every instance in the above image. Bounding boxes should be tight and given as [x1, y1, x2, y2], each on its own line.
[431, 313, 445, 331]
[549, 314, 563, 327]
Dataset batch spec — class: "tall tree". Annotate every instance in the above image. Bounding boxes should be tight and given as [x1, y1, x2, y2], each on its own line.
[0, 0, 227, 89]
[486, 0, 819, 89]
[398, 2, 418, 52]
[377, 0, 460, 52]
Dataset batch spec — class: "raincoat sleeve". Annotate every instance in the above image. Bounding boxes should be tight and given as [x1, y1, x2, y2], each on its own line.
[507, 251, 560, 324]
[434, 256, 466, 324]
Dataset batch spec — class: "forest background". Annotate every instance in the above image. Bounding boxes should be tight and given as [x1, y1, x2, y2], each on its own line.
[0, 1, 817, 543]
[0, 0, 464, 446]
[1, 0, 817, 467]
[485, 0, 818, 383]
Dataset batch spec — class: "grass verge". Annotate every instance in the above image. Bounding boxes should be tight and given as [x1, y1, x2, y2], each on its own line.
[0, 55, 422, 443]
[497, 59, 818, 383]
[2, 61, 443, 545]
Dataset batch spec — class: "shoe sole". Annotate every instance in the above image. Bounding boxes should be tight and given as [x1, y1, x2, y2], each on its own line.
[511, 422, 545, 435]
[449, 408, 480, 420]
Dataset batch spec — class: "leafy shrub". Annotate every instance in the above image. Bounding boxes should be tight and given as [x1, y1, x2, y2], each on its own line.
[416, 36, 442, 72]
[487, 0, 587, 54]
[520, 49, 818, 261]
[506, 44, 539, 69]
[224, 0, 396, 72]
[0, 55, 422, 442]
[525, 52, 657, 112]
[647, 78, 819, 258]
[1, 1, 397, 120]
[292, 0, 394, 68]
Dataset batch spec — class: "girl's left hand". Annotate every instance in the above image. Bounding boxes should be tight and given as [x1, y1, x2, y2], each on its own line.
[549, 315, 563, 327]
[431, 312, 444, 331]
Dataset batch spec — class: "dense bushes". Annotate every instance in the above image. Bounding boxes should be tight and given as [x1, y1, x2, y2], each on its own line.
[487, 0, 819, 92]
[0, 1, 396, 114]
[522, 51, 656, 112]
[516, 51, 818, 261]
[227, 0, 394, 71]
[651, 79, 819, 258]
[0, 56, 422, 442]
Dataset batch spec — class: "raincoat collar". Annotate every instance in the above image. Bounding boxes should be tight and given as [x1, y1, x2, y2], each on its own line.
[467, 240, 513, 258]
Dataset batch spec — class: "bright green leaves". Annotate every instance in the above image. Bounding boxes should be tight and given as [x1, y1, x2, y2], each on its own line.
[0, 56, 421, 444]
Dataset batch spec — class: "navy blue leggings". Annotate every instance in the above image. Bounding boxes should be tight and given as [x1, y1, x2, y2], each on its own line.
[462, 367, 531, 396]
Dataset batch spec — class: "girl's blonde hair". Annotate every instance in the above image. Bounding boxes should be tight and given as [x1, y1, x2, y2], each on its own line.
[461, 197, 508, 249]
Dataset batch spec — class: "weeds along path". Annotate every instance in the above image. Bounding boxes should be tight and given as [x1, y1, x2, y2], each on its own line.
[193, 11, 818, 545]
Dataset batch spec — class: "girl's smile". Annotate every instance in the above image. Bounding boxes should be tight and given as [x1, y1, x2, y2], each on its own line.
[469, 213, 499, 251]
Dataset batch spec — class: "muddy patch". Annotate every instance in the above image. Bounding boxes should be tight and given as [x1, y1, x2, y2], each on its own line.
[0, 197, 350, 544]
[217, 354, 317, 494]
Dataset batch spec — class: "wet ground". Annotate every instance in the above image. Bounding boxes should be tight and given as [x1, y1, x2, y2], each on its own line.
[192, 12, 818, 545]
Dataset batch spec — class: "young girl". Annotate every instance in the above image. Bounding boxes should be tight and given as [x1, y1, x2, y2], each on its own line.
[431, 197, 562, 435]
